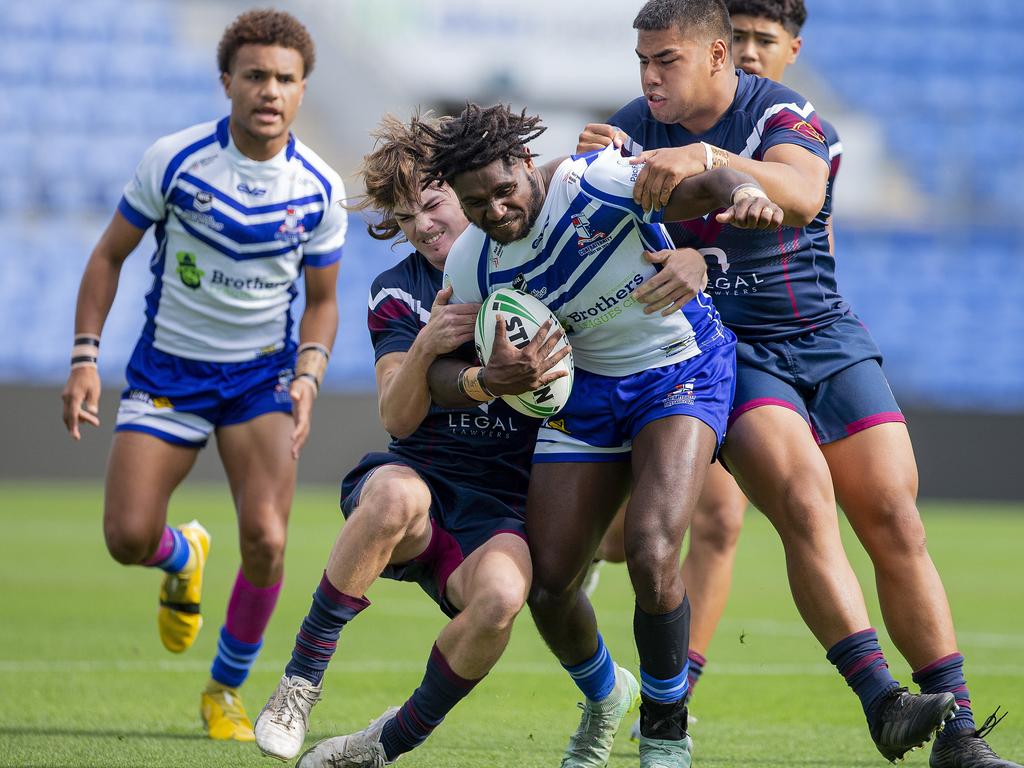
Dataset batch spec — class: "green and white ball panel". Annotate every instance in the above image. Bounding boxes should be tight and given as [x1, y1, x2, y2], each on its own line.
[475, 289, 574, 418]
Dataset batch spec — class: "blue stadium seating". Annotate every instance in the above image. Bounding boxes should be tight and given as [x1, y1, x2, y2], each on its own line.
[0, 1, 1021, 411]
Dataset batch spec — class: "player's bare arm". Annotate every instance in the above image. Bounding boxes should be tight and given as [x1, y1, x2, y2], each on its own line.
[633, 248, 708, 316]
[61, 210, 146, 440]
[288, 260, 339, 459]
[632, 143, 827, 226]
[662, 168, 784, 229]
[427, 317, 570, 408]
[375, 286, 481, 438]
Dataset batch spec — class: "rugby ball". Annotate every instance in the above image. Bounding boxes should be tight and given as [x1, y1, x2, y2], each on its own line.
[475, 289, 574, 418]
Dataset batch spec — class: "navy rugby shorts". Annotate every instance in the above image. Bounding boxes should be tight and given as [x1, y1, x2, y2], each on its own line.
[729, 313, 904, 445]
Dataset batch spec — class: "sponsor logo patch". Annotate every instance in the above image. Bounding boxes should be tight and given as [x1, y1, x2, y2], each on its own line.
[176, 251, 204, 290]
[662, 378, 696, 407]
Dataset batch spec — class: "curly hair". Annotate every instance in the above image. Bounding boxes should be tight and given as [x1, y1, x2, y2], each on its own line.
[726, 0, 806, 36]
[416, 103, 546, 187]
[217, 9, 316, 77]
[347, 113, 435, 242]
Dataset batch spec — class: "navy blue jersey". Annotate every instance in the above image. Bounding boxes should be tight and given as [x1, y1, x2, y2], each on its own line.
[366, 252, 538, 511]
[610, 70, 846, 342]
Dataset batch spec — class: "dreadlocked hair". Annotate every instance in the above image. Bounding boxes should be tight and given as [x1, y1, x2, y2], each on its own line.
[346, 112, 434, 242]
[416, 103, 546, 187]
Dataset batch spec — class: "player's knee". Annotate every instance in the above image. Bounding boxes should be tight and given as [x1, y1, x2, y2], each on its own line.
[691, 502, 744, 554]
[624, 533, 682, 604]
[470, 579, 528, 632]
[763, 478, 835, 545]
[859, 494, 928, 558]
[239, 522, 287, 571]
[357, 473, 430, 540]
[104, 520, 159, 565]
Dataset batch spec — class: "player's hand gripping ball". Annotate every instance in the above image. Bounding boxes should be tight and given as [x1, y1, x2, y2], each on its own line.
[475, 289, 574, 418]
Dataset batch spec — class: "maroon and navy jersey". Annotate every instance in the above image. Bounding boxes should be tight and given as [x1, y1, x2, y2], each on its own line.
[366, 252, 538, 511]
[610, 70, 845, 342]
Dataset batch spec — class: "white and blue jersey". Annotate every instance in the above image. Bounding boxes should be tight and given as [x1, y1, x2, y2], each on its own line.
[444, 144, 730, 377]
[118, 116, 347, 362]
[445, 145, 736, 462]
[113, 117, 345, 447]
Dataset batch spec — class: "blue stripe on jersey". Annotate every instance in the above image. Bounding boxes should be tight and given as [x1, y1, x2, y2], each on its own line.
[168, 188, 323, 245]
[546, 222, 635, 313]
[578, 174, 658, 222]
[178, 173, 326, 216]
[160, 133, 219, 197]
[303, 246, 343, 268]
[637, 222, 673, 253]
[284, 282, 297, 348]
[177, 217, 300, 262]
[142, 222, 169, 341]
[118, 196, 155, 229]
[293, 150, 333, 200]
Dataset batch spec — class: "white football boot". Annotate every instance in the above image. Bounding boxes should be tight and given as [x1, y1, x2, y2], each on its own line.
[254, 674, 323, 760]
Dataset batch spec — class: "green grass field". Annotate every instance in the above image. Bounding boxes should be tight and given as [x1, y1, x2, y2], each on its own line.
[1, 482, 1021, 767]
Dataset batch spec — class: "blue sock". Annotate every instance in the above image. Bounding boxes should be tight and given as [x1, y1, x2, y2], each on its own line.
[210, 626, 262, 688]
[913, 653, 975, 738]
[635, 597, 691, 704]
[562, 633, 617, 702]
[826, 628, 900, 719]
[285, 572, 370, 685]
[379, 644, 481, 761]
[153, 527, 190, 573]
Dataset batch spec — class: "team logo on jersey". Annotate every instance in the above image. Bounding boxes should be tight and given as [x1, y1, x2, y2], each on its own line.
[791, 120, 826, 144]
[571, 213, 609, 257]
[512, 273, 527, 291]
[193, 191, 214, 212]
[237, 183, 267, 197]
[175, 251, 204, 290]
[662, 378, 696, 408]
[275, 207, 308, 246]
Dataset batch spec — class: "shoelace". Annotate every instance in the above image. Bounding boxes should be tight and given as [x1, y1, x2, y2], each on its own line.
[564, 700, 617, 760]
[269, 681, 321, 727]
[975, 707, 1008, 741]
[325, 741, 385, 768]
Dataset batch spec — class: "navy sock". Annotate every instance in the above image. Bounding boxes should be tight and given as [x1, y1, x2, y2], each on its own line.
[913, 653, 975, 738]
[826, 628, 900, 719]
[562, 633, 617, 702]
[210, 626, 262, 688]
[685, 649, 706, 704]
[379, 644, 481, 761]
[635, 595, 691, 704]
[284, 572, 370, 685]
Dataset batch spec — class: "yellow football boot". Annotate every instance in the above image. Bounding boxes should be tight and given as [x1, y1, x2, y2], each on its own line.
[201, 679, 256, 741]
[157, 520, 210, 653]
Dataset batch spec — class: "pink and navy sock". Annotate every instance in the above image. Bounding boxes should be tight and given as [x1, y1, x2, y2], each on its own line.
[210, 570, 282, 688]
[285, 572, 370, 685]
[142, 526, 190, 573]
[913, 653, 974, 738]
[826, 628, 900, 720]
[379, 644, 482, 761]
[562, 632, 617, 702]
[684, 649, 706, 704]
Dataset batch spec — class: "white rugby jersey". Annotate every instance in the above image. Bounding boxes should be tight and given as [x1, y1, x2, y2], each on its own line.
[118, 117, 347, 362]
[444, 144, 728, 377]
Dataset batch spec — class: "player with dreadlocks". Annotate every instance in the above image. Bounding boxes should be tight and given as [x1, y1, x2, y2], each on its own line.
[423, 102, 783, 768]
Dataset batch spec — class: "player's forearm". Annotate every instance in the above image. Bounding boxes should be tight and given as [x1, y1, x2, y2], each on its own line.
[664, 168, 759, 222]
[297, 297, 338, 351]
[73, 253, 123, 337]
[427, 357, 481, 409]
[716, 155, 825, 227]
[378, 341, 435, 438]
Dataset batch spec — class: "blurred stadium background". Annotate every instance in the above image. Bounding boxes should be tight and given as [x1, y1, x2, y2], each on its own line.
[0, 0, 1020, 499]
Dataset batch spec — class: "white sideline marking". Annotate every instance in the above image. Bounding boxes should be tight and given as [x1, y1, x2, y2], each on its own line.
[1, 659, 1023, 677]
